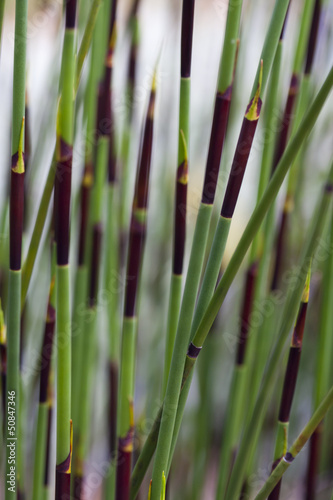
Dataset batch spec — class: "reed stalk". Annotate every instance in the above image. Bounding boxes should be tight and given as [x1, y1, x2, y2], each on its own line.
[306, 204, 333, 498]
[268, 267, 311, 500]
[119, 0, 141, 258]
[54, 2, 77, 498]
[5, 0, 27, 497]
[149, 0, 243, 494]
[254, 382, 333, 500]
[32, 284, 56, 500]
[270, 0, 318, 290]
[162, 0, 195, 397]
[116, 71, 157, 500]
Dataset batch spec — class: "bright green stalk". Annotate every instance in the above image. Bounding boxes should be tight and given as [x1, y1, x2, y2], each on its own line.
[75, 0, 103, 92]
[224, 162, 333, 500]
[32, 404, 48, 500]
[119, 7, 140, 241]
[104, 182, 120, 500]
[118, 317, 137, 437]
[250, 40, 283, 263]
[56, 266, 71, 464]
[55, 7, 76, 493]
[292, 0, 316, 76]
[150, 203, 212, 497]
[315, 211, 333, 408]
[6, 0, 27, 497]
[130, 67, 333, 499]
[162, 274, 182, 396]
[254, 383, 333, 500]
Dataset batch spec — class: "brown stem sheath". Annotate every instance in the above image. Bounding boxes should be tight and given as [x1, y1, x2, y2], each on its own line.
[202, 89, 231, 205]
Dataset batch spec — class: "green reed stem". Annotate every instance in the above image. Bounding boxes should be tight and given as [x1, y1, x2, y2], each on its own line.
[6, 0, 27, 497]
[254, 383, 333, 500]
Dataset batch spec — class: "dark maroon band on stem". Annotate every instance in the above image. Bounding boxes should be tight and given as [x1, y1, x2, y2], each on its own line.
[124, 217, 145, 317]
[109, 361, 118, 458]
[116, 426, 134, 500]
[173, 161, 188, 275]
[221, 115, 259, 218]
[66, 0, 77, 29]
[305, 425, 321, 500]
[180, 0, 195, 78]
[10, 168, 24, 270]
[278, 346, 301, 422]
[74, 475, 83, 500]
[202, 89, 231, 205]
[136, 99, 154, 210]
[55, 469, 71, 500]
[55, 140, 73, 266]
[89, 223, 102, 307]
[271, 208, 288, 291]
[78, 167, 92, 266]
[39, 304, 56, 403]
[44, 405, 53, 486]
[108, 130, 117, 183]
[187, 342, 202, 359]
[292, 301, 308, 347]
[236, 263, 258, 365]
[305, 0, 320, 76]
[272, 74, 298, 173]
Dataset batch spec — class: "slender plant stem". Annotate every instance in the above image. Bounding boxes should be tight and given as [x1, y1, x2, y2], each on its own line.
[150, 0, 243, 494]
[5, 0, 27, 497]
[116, 72, 156, 500]
[268, 268, 311, 500]
[163, 0, 195, 397]
[254, 383, 333, 500]
[54, 3, 77, 498]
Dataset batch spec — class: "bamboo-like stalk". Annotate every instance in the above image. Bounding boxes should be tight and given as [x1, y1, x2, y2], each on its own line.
[162, 0, 195, 397]
[54, 2, 77, 498]
[149, 1, 243, 495]
[116, 70, 157, 500]
[130, 65, 333, 499]
[268, 268, 311, 500]
[254, 382, 333, 500]
[32, 285, 56, 500]
[270, 0, 318, 290]
[5, 0, 27, 497]
[118, 0, 141, 259]
[306, 203, 333, 498]
[103, 17, 120, 500]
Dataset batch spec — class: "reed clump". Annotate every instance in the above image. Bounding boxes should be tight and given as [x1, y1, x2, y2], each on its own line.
[0, 1, 332, 500]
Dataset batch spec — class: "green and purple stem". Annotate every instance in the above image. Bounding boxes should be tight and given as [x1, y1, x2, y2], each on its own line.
[162, 0, 195, 397]
[6, 0, 28, 495]
[268, 270, 310, 500]
[55, 1, 77, 498]
[116, 73, 156, 500]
